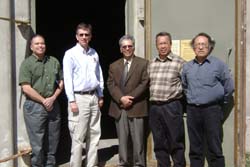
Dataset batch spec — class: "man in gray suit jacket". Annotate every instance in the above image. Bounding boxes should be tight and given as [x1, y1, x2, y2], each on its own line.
[107, 35, 149, 167]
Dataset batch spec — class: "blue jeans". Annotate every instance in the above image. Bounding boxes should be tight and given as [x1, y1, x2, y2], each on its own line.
[23, 99, 61, 167]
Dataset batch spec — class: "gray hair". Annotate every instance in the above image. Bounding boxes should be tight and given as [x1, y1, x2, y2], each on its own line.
[119, 35, 135, 47]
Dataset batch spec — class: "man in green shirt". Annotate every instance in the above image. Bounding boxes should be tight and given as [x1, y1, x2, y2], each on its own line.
[19, 34, 64, 167]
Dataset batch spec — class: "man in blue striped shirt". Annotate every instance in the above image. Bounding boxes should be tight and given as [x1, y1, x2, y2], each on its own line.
[182, 32, 234, 167]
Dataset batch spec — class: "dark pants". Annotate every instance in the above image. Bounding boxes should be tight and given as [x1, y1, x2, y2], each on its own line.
[149, 100, 186, 167]
[23, 99, 61, 167]
[187, 104, 225, 167]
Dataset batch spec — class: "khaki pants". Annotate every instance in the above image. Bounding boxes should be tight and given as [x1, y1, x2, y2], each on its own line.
[68, 94, 101, 167]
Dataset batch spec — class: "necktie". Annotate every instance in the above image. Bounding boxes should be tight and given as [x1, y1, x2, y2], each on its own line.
[122, 61, 129, 84]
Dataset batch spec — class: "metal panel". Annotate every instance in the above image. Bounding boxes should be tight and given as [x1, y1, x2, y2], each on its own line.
[151, 0, 235, 166]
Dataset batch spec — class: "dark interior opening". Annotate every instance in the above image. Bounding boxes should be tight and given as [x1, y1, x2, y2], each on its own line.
[36, 0, 125, 164]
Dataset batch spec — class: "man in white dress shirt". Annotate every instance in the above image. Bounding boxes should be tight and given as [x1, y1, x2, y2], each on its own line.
[63, 22, 104, 167]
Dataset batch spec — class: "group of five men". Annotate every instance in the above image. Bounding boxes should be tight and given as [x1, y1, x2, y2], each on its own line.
[19, 22, 234, 167]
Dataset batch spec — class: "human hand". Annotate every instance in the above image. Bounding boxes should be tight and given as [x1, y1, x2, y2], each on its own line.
[98, 98, 104, 108]
[43, 97, 55, 111]
[120, 95, 134, 109]
[70, 101, 79, 112]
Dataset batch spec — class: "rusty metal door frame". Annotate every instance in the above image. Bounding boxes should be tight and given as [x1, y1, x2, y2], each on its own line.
[235, 0, 247, 166]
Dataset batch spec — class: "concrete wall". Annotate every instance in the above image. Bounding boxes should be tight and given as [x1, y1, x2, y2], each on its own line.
[125, 0, 145, 58]
[0, 0, 13, 166]
[0, 0, 31, 166]
[16, 0, 33, 166]
[16, 0, 34, 166]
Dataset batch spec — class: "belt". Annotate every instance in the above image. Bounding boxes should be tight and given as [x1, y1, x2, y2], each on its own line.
[151, 99, 178, 105]
[74, 89, 96, 95]
[188, 102, 219, 107]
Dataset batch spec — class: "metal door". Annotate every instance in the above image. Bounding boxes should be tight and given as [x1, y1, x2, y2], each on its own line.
[150, 0, 235, 166]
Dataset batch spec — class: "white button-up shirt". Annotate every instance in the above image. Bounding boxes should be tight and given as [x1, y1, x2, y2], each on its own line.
[63, 43, 104, 102]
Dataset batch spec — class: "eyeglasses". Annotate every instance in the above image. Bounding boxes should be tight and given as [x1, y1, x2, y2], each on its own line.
[194, 43, 209, 48]
[78, 33, 90, 37]
[122, 45, 133, 49]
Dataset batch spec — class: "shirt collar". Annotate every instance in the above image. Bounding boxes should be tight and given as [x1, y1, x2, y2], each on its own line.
[76, 43, 91, 54]
[32, 54, 48, 62]
[155, 52, 173, 62]
[193, 55, 212, 64]
[123, 55, 134, 64]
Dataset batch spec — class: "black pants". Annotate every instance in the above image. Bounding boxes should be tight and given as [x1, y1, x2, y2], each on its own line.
[187, 104, 225, 167]
[149, 100, 186, 167]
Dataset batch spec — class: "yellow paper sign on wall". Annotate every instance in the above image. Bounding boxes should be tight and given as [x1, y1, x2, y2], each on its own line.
[172, 39, 195, 61]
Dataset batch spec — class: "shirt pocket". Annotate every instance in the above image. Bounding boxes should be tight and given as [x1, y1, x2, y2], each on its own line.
[88, 56, 98, 72]
[33, 64, 44, 78]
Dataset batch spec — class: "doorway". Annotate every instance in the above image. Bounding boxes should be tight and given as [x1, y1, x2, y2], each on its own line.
[35, 0, 126, 164]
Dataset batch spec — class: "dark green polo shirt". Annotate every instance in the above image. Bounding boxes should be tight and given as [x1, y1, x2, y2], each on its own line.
[19, 55, 63, 98]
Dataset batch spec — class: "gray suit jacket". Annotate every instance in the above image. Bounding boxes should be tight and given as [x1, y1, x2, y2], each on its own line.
[107, 56, 149, 119]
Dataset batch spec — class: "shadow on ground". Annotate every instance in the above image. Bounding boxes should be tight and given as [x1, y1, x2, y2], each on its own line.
[98, 145, 118, 166]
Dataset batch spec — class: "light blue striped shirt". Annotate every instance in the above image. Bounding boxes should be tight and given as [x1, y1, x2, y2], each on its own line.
[63, 43, 104, 102]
